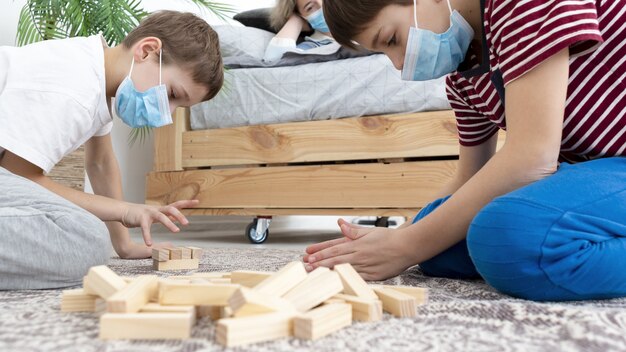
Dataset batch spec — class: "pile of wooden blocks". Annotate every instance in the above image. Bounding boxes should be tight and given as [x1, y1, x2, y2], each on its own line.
[152, 246, 203, 271]
[61, 260, 428, 347]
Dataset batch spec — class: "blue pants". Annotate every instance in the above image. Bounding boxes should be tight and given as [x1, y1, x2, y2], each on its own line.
[414, 157, 626, 301]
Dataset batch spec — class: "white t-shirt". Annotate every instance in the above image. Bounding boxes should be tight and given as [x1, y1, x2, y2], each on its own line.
[0, 35, 112, 173]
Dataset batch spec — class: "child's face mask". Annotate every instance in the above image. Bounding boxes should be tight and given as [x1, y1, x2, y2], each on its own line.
[115, 50, 173, 128]
[306, 8, 330, 33]
[401, 0, 474, 81]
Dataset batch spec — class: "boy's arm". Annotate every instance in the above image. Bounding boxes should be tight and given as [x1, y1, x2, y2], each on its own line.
[304, 48, 568, 280]
[0, 150, 196, 254]
[84, 134, 172, 259]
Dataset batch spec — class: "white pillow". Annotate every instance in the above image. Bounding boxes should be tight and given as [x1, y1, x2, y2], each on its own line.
[213, 25, 275, 60]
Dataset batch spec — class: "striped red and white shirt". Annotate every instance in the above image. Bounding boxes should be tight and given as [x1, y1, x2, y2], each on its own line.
[446, 0, 625, 162]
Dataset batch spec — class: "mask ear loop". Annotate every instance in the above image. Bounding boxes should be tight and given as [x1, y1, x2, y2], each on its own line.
[128, 57, 135, 79]
[158, 49, 162, 85]
[446, 0, 453, 14]
[412, 0, 418, 27]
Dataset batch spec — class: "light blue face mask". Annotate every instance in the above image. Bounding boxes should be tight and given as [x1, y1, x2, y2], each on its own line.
[115, 50, 172, 128]
[401, 0, 474, 81]
[305, 8, 330, 33]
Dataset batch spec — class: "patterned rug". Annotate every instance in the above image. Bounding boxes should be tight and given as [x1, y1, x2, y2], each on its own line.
[1, 248, 626, 352]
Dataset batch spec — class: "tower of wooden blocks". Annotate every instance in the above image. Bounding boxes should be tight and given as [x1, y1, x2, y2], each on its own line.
[61, 260, 428, 346]
[152, 246, 203, 271]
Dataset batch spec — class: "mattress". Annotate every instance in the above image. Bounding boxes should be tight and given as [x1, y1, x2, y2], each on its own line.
[190, 54, 451, 130]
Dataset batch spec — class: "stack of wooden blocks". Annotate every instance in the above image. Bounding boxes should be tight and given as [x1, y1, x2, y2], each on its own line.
[152, 246, 203, 271]
[61, 258, 428, 347]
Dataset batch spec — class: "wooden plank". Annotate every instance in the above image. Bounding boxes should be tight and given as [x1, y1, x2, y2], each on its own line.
[372, 286, 419, 318]
[47, 146, 85, 191]
[334, 263, 378, 300]
[229, 287, 295, 317]
[334, 294, 383, 322]
[84, 266, 127, 299]
[154, 107, 190, 172]
[182, 208, 419, 218]
[216, 312, 295, 347]
[153, 258, 199, 271]
[231, 270, 273, 287]
[294, 303, 352, 340]
[283, 270, 343, 312]
[253, 261, 307, 297]
[61, 289, 97, 312]
[99, 312, 193, 340]
[158, 281, 240, 306]
[152, 248, 170, 262]
[107, 275, 158, 313]
[182, 111, 459, 167]
[146, 160, 457, 209]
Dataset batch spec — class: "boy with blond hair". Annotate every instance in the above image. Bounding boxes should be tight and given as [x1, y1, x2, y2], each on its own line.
[0, 11, 223, 289]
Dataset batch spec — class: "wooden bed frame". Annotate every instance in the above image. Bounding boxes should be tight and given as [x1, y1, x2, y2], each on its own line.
[145, 107, 465, 241]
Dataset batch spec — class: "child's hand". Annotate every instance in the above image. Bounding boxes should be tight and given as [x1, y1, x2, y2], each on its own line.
[118, 241, 174, 259]
[120, 200, 199, 247]
[303, 218, 416, 281]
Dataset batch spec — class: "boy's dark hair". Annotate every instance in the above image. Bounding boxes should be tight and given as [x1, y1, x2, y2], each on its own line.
[324, 0, 413, 50]
[122, 11, 223, 101]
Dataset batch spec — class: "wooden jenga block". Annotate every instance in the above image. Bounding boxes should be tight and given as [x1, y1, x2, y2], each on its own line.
[180, 247, 192, 259]
[61, 289, 98, 312]
[334, 263, 378, 300]
[159, 281, 240, 306]
[380, 285, 428, 304]
[186, 246, 204, 259]
[207, 278, 231, 284]
[294, 303, 352, 340]
[84, 266, 127, 299]
[153, 258, 199, 271]
[99, 312, 194, 340]
[140, 303, 196, 325]
[254, 261, 307, 297]
[372, 286, 418, 318]
[323, 298, 346, 305]
[283, 269, 343, 312]
[94, 298, 107, 317]
[221, 306, 233, 318]
[152, 248, 170, 262]
[197, 305, 222, 320]
[334, 294, 383, 322]
[228, 287, 295, 317]
[231, 270, 273, 287]
[216, 312, 295, 347]
[168, 247, 183, 260]
[107, 275, 158, 313]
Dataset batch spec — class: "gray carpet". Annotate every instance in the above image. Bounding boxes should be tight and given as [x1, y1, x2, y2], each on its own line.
[1, 248, 626, 352]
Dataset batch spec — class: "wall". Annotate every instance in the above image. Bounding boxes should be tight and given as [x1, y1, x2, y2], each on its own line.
[0, 0, 275, 203]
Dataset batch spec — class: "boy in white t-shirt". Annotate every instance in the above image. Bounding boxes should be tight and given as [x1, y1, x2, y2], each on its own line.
[0, 11, 223, 289]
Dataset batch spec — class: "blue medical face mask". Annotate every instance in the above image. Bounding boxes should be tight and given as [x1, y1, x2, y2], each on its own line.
[115, 51, 172, 128]
[305, 8, 330, 33]
[401, 0, 474, 81]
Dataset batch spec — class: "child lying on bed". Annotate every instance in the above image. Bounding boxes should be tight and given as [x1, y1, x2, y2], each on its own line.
[0, 11, 223, 289]
[304, 0, 626, 301]
[263, 0, 335, 62]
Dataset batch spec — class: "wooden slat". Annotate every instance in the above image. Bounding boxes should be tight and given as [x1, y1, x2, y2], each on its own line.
[146, 160, 456, 209]
[182, 110, 459, 167]
[181, 208, 419, 218]
[153, 108, 190, 172]
[47, 146, 85, 191]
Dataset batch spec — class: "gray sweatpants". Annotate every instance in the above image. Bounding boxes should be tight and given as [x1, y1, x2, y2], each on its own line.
[0, 167, 110, 290]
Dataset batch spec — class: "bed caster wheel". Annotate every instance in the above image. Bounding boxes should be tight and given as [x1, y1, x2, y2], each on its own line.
[374, 217, 390, 228]
[246, 217, 271, 244]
